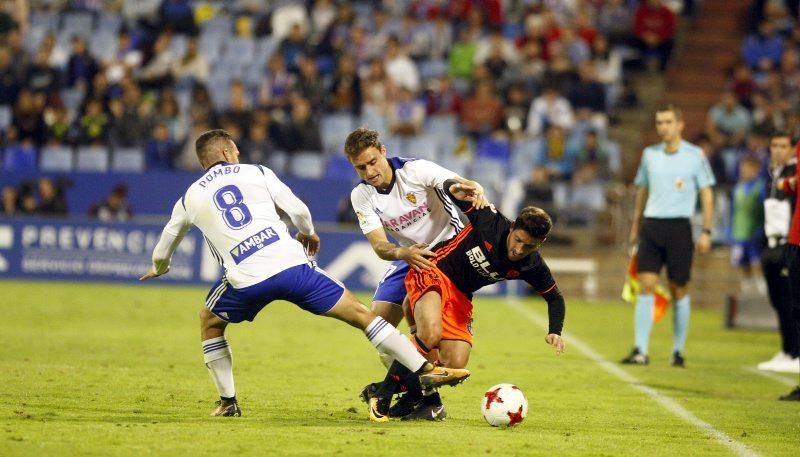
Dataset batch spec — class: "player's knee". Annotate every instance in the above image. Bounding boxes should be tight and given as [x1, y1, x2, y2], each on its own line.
[415, 323, 442, 349]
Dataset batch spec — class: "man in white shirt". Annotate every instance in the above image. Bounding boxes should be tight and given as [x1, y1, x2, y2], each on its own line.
[141, 129, 468, 418]
[346, 127, 487, 420]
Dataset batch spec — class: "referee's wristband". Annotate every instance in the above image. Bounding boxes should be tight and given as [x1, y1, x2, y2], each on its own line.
[702, 228, 712, 236]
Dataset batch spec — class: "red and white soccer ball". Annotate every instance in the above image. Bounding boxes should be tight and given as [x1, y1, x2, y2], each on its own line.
[481, 383, 528, 427]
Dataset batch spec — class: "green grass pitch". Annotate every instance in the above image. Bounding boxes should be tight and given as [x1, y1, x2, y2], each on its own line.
[3, 280, 799, 456]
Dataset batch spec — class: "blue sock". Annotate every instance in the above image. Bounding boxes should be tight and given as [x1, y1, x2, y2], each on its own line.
[635, 294, 655, 355]
[673, 295, 690, 353]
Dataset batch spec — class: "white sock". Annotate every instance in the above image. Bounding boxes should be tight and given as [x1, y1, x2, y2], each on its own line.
[202, 336, 235, 399]
[365, 317, 426, 372]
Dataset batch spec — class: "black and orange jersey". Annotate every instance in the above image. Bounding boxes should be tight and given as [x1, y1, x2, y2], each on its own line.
[419, 179, 564, 334]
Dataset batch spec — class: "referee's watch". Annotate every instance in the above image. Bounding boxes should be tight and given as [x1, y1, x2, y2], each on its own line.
[702, 228, 712, 236]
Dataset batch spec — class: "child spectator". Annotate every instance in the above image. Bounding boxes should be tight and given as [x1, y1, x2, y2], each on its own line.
[730, 155, 767, 277]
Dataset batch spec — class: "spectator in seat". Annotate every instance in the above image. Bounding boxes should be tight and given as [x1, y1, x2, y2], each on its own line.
[327, 54, 362, 115]
[1, 185, 18, 216]
[502, 83, 531, 140]
[224, 80, 254, 137]
[0, 45, 21, 105]
[65, 36, 98, 91]
[37, 177, 68, 216]
[533, 124, 579, 181]
[425, 76, 462, 116]
[526, 84, 574, 138]
[171, 36, 209, 85]
[278, 95, 322, 153]
[91, 184, 132, 222]
[633, 0, 677, 71]
[138, 32, 174, 91]
[388, 85, 426, 137]
[77, 98, 109, 144]
[145, 121, 179, 170]
[158, 0, 197, 35]
[259, 54, 296, 111]
[295, 53, 325, 109]
[707, 90, 752, 148]
[12, 89, 46, 146]
[460, 79, 504, 138]
[743, 20, 784, 70]
[240, 121, 276, 165]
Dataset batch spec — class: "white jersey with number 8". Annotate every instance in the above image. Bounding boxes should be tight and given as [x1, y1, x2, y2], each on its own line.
[157, 162, 313, 288]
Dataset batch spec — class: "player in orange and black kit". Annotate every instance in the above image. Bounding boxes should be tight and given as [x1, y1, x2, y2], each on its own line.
[367, 179, 566, 422]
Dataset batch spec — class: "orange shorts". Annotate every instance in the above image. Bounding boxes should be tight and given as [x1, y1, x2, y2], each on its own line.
[405, 266, 474, 346]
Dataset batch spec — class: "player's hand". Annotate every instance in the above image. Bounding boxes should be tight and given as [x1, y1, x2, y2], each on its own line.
[696, 232, 711, 254]
[628, 227, 639, 256]
[140, 266, 168, 281]
[398, 243, 436, 271]
[449, 182, 486, 206]
[297, 232, 321, 256]
[545, 333, 565, 355]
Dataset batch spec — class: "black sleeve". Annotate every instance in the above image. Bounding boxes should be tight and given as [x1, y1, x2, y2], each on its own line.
[541, 286, 565, 335]
[443, 178, 499, 226]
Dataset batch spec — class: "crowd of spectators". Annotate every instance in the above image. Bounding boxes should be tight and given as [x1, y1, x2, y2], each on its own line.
[696, 0, 800, 252]
[0, 0, 690, 222]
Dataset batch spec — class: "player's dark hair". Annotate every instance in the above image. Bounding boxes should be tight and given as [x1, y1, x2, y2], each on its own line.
[344, 127, 381, 157]
[513, 207, 552, 239]
[770, 130, 792, 142]
[195, 129, 234, 163]
[655, 104, 683, 121]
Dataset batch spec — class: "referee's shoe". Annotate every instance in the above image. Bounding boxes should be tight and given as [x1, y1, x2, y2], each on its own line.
[621, 348, 649, 365]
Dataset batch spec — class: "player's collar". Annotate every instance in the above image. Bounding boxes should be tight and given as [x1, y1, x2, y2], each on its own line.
[375, 161, 397, 195]
[205, 161, 230, 170]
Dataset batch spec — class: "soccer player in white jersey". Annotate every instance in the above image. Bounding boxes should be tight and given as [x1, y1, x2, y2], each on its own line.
[140, 129, 469, 417]
[345, 127, 488, 420]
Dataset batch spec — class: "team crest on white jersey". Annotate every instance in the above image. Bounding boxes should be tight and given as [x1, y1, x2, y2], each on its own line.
[405, 192, 417, 204]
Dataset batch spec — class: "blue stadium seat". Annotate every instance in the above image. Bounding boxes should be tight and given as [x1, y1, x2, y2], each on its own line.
[469, 156, 508, 203]
[169, 35, 188, 59]
[382, 136, 404, 157]
[111, 147, 145, 173]
[510, 138, 538, 179]
[265, 150, 289, 175]
[39, 146, 74, 172]
[201, 16, 234, 37]
[405, 135, 438, 162]
[320, 113, 355, 153]
[476, 138, 511, 163]
[89, 31, 118, 62]
[23, 26, 48, 53]
[325, 154, 356, 180]
[76, 145, 110, 172]
[359, 111, 389, 138]
[288, 152, 325, 179]
[97, 12, 122, 33]
[199, 33, 224, 63]
[0, 105, 11, 130]
[418, 59, 448, 80]
[3, 144, 38, 171]
[425, 115, 458, 157]
[61, 12, 94, 39]
[224, 38, 256, 64]
[30, 11, 58, 32]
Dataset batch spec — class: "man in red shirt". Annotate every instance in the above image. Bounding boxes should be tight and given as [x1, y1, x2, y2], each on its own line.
[778, 142, 800, 400]
[633, 0, 677, 71]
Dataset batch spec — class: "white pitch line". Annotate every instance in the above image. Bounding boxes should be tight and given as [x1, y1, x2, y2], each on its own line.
[742, 366, 797, 387]
[505, 298, 761, 457]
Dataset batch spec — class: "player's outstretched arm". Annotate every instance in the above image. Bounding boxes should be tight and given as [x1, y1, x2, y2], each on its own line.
[141, 199, 191, 281]
[364, 230, 435, 271]
[453, 176, 490, 209]
[296, 232, 320, 256]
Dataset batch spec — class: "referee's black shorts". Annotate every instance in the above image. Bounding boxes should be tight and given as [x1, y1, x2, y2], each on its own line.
[637, 217, 694, 285]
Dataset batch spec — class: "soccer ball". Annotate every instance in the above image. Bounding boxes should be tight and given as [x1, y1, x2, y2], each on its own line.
[481, 383, 528, 427]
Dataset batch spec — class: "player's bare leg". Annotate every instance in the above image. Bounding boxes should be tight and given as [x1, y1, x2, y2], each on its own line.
[200, 307, 241, 417]
[438, 340, 471, 369]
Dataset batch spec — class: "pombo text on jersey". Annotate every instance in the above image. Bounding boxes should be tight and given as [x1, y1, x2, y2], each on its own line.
[481, 383, 528, 427]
